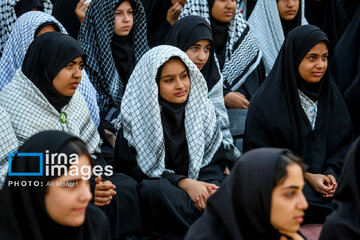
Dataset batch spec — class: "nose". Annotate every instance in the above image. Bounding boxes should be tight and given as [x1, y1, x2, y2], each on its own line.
[175, 78, 185, 89]
[79, 183, 93, 202]
[198, 50, 206, 61]
[225, 0, 233, 8]
[123, 13, 131, 22]
[297, 192, 309, 210]
[287, 0, 295, 7]
[74, 65, 82, 79]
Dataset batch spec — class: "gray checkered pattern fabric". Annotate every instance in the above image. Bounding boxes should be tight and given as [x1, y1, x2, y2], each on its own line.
[248, 0, 308, 75]
[0, 0, 53, 56]
[78, 0, 149, 113]
[180, 0, 262, 91]
[208, 73, 240, 158]
[113, 45, 222, 179]
[0, 107, 18, 189]
[0, 69, 102, 156]
[0, 11, 100, 127]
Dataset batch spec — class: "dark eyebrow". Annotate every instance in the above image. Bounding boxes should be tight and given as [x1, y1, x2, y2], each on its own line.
[307, 52, 329, 56]
[160, 69, 187, 79]
[282, 185, 300, 190]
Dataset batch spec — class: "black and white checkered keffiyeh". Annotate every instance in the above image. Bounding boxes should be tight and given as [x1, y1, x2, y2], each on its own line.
[0, 107, 18, 189]
[0, 11, 101, 127]
[180, 0, 262, 91]
[78, 0, 149, 113]
[0, 0, 52, 56]
[114, 45, 222, 179]
[0, 69, 101, 156]
[248, 0, 307, 75]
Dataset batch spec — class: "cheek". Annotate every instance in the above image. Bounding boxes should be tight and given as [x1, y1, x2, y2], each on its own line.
[186, 51, 196, 63]
[159, 84, 172, 99]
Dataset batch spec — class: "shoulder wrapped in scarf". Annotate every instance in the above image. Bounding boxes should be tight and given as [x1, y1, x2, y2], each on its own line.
[180, 0, 262, 92]
[0, 107, 18, 189]
[0, 69, 101, 155]
[0, 0, 52, 56]
[248, 0, 308, 75]
[0, 11, 100, 127]
[114, 45, 222, 179]
[78, 0, 149, 113]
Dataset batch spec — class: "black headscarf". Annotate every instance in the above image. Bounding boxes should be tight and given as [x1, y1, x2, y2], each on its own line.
[244, 25, 353, 181]
[22, 31, 85, 113]
[208, 0, 230, 70]
[167, 15, 219, 92]
[0, 131, 111, 240]
[141, 0, 172, 47]
[186, 148, 286, 240]
[34, 21, 61, 38]
[14, 0, 44, 18]
[52, 0, 81, 39]
[319, 137, 360, 240]
[156, 61, 189, 174]
[277, 0, 303, 36]
[305, 0, 349, 53]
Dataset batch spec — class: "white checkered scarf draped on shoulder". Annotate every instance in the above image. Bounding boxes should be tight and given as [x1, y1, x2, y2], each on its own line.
[0, 11, 101, 127]
[0, 0, 53, 56]
[248, 0, 308, 75]
[0, 69, 102, 156]
[78, 0, 149, 112]
[180, 0, 262, 91]
[115, 45, 222, 179]
[0, 107, 18, 188]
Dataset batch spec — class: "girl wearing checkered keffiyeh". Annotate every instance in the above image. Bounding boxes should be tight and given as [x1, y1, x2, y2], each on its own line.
[78, 0, 149, 124]
[180, 0, 265, 110]
[0, 11, 100, 127]
[113, 45, 229, 239]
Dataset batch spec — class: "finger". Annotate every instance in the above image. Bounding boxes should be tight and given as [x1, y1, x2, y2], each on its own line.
[95, 175, 101, 184]
[235, 92, 246, 98]
[95, 189, 115, 197]
[327, 175, 337, 186]
[96, 183, 115, 191]
[77, 0, 86, 7]
[94, 196, 112, 203]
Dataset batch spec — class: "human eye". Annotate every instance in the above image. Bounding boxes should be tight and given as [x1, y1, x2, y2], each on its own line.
[66, 63, 74, 69]
[79, 62, 84, 70]
[191, 46, 198, 51]
[181, 73, 188, 79]
[285, 191, 296, 198]
[164, 78, 173, 83]
[322, 55, 328, 61]
[308, 55, 316, 61]
[204, 46, 211, 52]
[128, 9, 133, 14]
[114, 11, 122, 16]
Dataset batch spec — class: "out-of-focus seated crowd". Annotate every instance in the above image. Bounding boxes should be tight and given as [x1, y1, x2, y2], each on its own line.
[0, 0, 359, 239]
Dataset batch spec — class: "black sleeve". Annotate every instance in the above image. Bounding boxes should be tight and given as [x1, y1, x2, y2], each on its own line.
[148, 21, 172, 48]
[197, 143, 228, 185]
[114, 128, 150, 182]
[161, 172, 187, 186]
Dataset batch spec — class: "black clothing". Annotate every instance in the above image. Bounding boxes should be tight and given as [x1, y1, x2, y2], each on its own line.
[342, 0, 360, 20]
[331, 6, 360, 95]
[22, 32, 85, 112]
[15, 0, 43, 18]
[186, 148, 287, 240]
[141, 0, 172, 47]
[210, 17, 229, 71]
[52, 0, 81, 39]
[34, 21, 61, 37]
[305, 0, 349, 53]
[319, 137, 360, 240]
[111, 34, 135, 86]
[0, 131, 111, 240]
[244, 25, 354, 220]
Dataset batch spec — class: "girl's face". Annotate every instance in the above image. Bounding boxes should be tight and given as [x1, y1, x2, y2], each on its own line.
[298, 42, 328, 83]
[114, 0, 134, 36]
[277, 0, 300, 21]
[270, 164, 308, 236]
[45, 155, 92, 227]
[159, 59, 190, 104]
[35, 24, 57, 38]
[211, 0, 237, 23]
[185, 40, 211, 70]
[52, 56, 83, 97]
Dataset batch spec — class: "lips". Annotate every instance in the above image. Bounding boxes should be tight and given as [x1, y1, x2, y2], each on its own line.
[195, 63, 204, 69]
[313, 72, 323, 77]
[225, 12, 233, 17]
[175, 91, 187, 97]
[294, 213, 304, 223]
[286, 10, 295, 15]
[71, 82, 80, 88]
[74, 207, 87, 213]
[122, 26, 130, 30]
